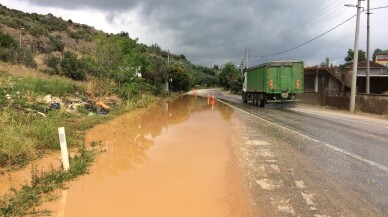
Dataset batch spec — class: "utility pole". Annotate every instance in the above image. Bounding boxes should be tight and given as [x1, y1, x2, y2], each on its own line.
[19, 27, 24, 47]
[166, 50, 170, 92]
[167, 50, 170, 65]
[245, 48, 249, 69]
[349, 0, 362, 113]
[366, 0, 371, 94]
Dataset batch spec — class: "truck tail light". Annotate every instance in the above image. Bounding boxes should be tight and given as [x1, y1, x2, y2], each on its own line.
[269, 80, 274, 89]
[296, 79, 300, 89]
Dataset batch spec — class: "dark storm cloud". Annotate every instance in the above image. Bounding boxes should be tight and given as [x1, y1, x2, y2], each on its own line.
[128, 0, 324, 66]
[14, 0, 371, 66]
[16, 0, 141, 10]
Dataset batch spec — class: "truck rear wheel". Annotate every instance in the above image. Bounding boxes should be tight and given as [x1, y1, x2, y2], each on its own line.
[252, 93, 259, 106]
[242, 92, 247, 103]
[259, 94, 265, 107]
[259, 99, 265, 107]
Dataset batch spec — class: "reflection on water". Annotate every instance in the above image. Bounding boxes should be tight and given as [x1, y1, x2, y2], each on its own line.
[43, 95, 249, 217]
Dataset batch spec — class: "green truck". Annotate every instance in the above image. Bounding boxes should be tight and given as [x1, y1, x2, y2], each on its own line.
[242, 61, 304, 107]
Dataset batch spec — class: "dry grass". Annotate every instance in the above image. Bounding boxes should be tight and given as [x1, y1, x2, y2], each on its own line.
[0, 62, 47, 78]
[0, 61, 86, 88]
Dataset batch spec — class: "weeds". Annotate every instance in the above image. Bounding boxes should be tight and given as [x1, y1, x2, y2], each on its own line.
[12, 76, 85, 96]
[0, 147, 96, 216]
[0, 68, 157, 215]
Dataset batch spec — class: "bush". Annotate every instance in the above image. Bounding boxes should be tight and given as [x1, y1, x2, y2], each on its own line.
[60, 51, 86, 80]
[0, 32, 18, 48]
[4, 18, 24, 29]
[29, 25, 49, 37]
[16, 47, 37, 68]
[0, 47, 37, 68]
[230, 76, 243, 94]
[0, 48, 17, 62]
[44, 54, 61, 74]
[50, 37, 64, 52]
[118, 81, 153, 100]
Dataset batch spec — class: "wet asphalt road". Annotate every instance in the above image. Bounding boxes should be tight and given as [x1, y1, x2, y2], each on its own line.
[199, 89, 388, 216]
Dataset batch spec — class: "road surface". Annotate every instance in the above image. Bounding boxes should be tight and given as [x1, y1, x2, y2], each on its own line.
[39, 89, 388, 217]
[200, 88, 388, 217]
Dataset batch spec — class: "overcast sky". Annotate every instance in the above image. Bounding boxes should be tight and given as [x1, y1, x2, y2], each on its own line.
[1, 0, 387, 67]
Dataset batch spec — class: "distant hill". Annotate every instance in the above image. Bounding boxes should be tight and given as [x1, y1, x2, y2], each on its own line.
[0, 4, 97, 56]
[0, 4, 219, 93]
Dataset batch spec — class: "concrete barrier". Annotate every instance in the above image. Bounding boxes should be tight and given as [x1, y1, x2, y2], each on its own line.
[356, 94, 388, 115]
[300, 92, 388, 115]
[298, 92, 321, 106]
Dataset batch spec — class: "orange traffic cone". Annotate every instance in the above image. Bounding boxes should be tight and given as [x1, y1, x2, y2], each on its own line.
[211, 94, 215, 111]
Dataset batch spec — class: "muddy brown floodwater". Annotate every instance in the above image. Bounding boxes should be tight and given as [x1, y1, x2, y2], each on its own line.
[41, 95, 250, 217]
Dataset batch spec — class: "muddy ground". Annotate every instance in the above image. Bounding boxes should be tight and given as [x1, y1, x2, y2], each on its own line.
[38, 95, 252, 217]
[4, 90, 387, 217]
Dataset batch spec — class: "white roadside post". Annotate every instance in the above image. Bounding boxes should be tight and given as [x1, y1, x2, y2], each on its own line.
[58, 127, 70, 171]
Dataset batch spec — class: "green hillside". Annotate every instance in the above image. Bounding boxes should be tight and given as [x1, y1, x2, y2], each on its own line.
[0, 3, 223, 168]
[0, 4, 218, 92]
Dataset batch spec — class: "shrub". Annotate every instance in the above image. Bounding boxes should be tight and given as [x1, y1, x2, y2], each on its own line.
[44, 54, 61, 74]
[4, 18, 24, 29]
[16, 47, 37, 68]
[50, 37, 64, 52]
[60, 51, 86, 80]
[118, 81, 153, 100]
[0, 48, 17, 63]
[0, 32, 18, 48]
[0, 47, 37, 68]
[230, 76, 243, 94]
[29, 25, 49, 37]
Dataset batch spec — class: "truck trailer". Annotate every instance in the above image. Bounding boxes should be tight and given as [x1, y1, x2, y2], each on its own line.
[242, 61, 304, 107]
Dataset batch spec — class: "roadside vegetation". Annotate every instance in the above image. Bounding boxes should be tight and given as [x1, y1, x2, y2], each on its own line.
[0, 4, 219, 215]
[0, 147, 96, 216]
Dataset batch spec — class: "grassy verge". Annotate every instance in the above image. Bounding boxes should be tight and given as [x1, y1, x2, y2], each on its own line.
[0, 70, 159, 215]
[0, 147, 96, 216]
[0, 93, 157, 216]
[0, 71, 156, 168]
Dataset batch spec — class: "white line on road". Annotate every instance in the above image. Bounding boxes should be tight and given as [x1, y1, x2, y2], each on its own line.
[219, 100, 388, 174]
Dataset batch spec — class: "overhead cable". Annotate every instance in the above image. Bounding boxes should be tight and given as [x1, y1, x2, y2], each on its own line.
[251, 14, 357, 58]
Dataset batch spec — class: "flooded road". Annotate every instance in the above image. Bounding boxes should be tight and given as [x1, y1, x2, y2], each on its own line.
[43, 95, 250, 217]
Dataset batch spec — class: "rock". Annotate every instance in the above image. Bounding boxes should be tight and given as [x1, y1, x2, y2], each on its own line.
[43, 94, 52, 103]
[5, 94, 12, 100]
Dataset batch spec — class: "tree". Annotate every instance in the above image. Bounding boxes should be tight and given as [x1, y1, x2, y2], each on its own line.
[219, 62, 239, 90]
[373, 48, 383, 62]
[168, 63, 190, 91]
[344, 49, 366, 63]
[0, 32, 17, 48]
[320, 57, 330, 67]
[60, 51, 86, 80]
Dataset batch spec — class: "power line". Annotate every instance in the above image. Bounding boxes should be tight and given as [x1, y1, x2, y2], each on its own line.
[248, 0, 353, 50]
[370, 5, 388, 10]
[291, 0, 352, 31]
[251, 14, 357, 58]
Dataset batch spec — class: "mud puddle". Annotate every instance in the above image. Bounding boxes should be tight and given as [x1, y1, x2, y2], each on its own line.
[41, 95, 250, 217]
